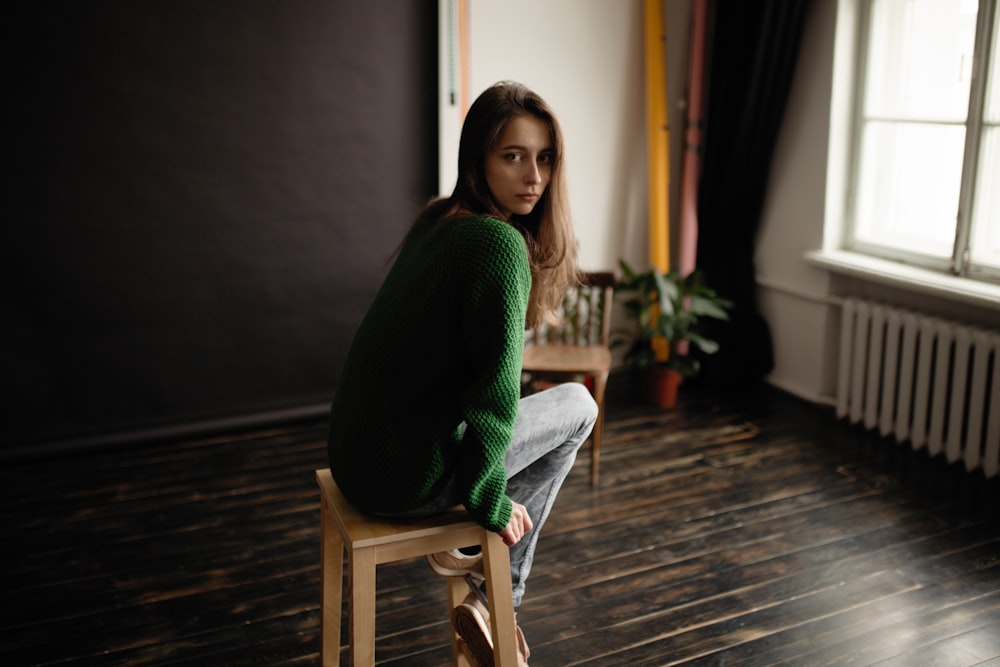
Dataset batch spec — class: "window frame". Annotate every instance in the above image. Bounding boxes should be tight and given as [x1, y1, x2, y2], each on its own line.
[842, 0, 999, 284]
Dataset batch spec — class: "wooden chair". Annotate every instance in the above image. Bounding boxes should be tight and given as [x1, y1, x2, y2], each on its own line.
[521, 271, 615, 486]
[316, 468, 519, 666]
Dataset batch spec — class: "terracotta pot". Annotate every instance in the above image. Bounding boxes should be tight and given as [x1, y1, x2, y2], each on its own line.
[643, 367, 683, 408]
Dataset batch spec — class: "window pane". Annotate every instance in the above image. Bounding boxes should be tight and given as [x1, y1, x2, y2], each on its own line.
[970, 126, 999, 270]
[970, 4, 999, 272]
[866, 0, 978, 121]
[986, 1, 1000, 124]
[854, 121, 964, 257]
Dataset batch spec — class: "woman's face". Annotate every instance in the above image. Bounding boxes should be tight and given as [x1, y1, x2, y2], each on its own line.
[484, 114, 553, 219]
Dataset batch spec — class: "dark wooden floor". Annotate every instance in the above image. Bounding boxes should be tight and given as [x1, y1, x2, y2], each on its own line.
[3, 384, 998, 666]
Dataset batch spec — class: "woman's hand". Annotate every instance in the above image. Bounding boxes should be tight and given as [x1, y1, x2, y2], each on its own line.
[499, 501, 533, 547]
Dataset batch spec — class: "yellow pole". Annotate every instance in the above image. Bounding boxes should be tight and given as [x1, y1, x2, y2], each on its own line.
[645, 0, 671, 363]
[644, 0, 670, 273]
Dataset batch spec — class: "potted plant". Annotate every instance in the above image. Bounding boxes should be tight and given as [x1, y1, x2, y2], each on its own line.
[613, 259, 732, 407]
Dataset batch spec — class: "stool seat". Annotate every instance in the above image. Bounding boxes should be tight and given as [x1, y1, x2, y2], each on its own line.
[316, 468, 520, 666]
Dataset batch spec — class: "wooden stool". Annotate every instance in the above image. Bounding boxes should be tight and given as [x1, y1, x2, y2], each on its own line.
[316, 468, 520, 666]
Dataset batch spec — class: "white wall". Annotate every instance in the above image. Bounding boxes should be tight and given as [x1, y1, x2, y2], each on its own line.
[755, 0, 840, 403]
[439, 0, 650, 272]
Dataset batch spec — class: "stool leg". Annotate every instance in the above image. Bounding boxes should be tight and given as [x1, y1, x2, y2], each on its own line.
[348, 547, 377, 667]
[320, 498, 344, 667]
[481, 531, 519, 666]
[590, 372, 608, 487]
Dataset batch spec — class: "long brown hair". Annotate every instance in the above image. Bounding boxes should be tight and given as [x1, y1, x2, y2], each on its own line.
[409, 81, 577, 328]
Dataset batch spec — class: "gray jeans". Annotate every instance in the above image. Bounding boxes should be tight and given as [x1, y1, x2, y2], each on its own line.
[379, 382, 598, 607]
[502, 382, 598, 606]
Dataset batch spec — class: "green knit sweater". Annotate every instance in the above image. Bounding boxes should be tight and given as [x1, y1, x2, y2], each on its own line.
[327, 215, 531, 532]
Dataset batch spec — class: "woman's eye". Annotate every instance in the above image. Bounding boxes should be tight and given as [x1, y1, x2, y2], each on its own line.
[504, 153, 522, 162]
[538, 153, 553, 164]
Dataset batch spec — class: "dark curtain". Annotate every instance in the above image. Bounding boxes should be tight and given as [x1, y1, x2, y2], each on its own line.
[694, 0, 812, 387]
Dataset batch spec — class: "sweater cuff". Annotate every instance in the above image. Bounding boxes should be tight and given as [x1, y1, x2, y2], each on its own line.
[492, 495, 514, 533]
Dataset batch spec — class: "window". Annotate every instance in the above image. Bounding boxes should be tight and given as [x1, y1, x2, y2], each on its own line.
[847, 0, 999, 283]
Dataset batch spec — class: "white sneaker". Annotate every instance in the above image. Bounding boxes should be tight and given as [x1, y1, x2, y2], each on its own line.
[452, 592, 530, 667]
[426, 549, 485, 580]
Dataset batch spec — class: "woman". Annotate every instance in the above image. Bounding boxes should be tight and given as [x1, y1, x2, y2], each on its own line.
[327, 81, 597, 666]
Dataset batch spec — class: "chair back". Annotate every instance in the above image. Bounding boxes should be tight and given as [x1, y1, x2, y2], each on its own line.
[526, 271, 615, 347]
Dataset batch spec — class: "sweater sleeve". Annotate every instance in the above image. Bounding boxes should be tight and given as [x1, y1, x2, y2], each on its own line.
[454, 219, 531, 531]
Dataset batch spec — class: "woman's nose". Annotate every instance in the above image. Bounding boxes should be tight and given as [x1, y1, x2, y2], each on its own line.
[524, 161, 542, 183]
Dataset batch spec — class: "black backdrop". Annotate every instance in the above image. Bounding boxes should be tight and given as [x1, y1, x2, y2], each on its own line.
[5, 2, 438, 454]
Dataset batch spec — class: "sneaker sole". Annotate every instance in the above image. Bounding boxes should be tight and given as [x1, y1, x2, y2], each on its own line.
[452, 603, 494, 667]
[425, 555, 486, 580]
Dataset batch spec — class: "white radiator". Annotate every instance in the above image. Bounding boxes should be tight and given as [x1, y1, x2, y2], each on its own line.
[837, 297, 1000, 479]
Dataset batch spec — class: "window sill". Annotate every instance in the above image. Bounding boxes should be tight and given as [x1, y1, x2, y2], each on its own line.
[804, 249, 1000, 311]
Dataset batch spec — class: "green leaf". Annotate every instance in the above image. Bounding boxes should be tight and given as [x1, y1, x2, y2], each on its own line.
[689, 296, 730, 320]
[618, 258, 637, 282]
[686, 330, 719, 354]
